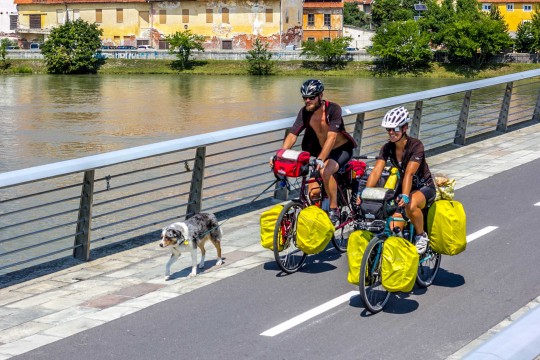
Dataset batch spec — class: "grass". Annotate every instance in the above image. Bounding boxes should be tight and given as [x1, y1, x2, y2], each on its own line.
[1, 58, 539, 78]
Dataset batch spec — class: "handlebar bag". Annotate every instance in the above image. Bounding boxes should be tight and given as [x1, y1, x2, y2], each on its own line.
[347, 230, 374, 285]
[360, 187, 396, 220]
[273, 149, 310, 178]
[260, 204, 284, 251]
[381, 236, 419, 292]
[427, 200, 466, 255]
[296, 205, 335, 254]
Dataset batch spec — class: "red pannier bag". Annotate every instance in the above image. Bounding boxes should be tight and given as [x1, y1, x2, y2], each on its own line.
[273, 149, 311, 178]
[346, 159, 367, 180]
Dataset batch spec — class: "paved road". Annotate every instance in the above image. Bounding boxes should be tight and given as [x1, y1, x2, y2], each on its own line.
[1, 124, 540, 360]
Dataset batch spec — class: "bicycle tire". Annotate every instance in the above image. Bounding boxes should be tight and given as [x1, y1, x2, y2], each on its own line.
[331, 205, 353, 253]
[416, 246, 441, 288]
[273, 201, 307, 274]
[359, 236, 390, 314]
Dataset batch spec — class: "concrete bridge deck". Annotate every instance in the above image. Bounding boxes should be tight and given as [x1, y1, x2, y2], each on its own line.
[1, 124, 540, 359]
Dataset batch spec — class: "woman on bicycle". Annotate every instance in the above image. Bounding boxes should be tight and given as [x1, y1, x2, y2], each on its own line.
[364, 106, 436, 254]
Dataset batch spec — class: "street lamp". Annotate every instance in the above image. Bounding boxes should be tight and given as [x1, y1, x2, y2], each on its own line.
[327, 24, 331, 41]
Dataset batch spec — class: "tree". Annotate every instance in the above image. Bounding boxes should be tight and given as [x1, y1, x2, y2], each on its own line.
[530, 6, 540, 52]
[369, 20, 433, 70]
[371, 0, 416, 27]
[41, 19, 103, 74]
[344, 2, 370, 28]
[514, 22, 535, 52]
[246, 37, 273, 75]
[0, 39, 11, 71]
[166, 30, 205, 70]
[300, 37, 353, 68]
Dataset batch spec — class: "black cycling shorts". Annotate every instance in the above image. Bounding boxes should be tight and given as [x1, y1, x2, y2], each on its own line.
[328, 142, 354, 169]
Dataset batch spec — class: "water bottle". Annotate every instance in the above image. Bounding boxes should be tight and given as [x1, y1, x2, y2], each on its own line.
[384, 167, 399, 189]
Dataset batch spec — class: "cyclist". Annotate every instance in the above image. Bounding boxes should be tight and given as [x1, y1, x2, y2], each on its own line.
[364, 106, 436, 254]
[277, 79, 356, 224]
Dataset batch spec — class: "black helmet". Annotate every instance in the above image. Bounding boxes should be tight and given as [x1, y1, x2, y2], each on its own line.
[300, 79, 324, 97]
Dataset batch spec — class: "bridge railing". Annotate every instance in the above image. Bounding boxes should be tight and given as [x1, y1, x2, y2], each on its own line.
[1, 69, 540, 275]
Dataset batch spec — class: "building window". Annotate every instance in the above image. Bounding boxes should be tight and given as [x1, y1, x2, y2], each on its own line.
[96, 9, 102, 23]
[523, 4, 532, 11]
[266, 8, 273, 22]
[159, 10, 166, 24]
[139, 11, 149, 26]
[116, 9, 123, 23]
[182, 9, 189, 23]
[307, 37, 315, 42]
[114, 36, 120, 45]
[222, 8, 229, 23]
[324, 14, 331, 27]
[222, 39, 232, 49]
[506, 3, 514, 11]
[206, 9, 213, 23]
[307, 13, 314, 26]
[56, 10, 64, 24]
[29, 14, 42, 29]
[482, 4, 491, 11]
[9, 15, 17, 30]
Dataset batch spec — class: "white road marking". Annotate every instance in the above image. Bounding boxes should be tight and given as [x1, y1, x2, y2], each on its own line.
[534, 202, 540, 206]
[260, 291, 359, 337]
[467, 226, 498, 242]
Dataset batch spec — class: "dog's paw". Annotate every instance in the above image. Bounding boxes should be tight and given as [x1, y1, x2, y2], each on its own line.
[198, 263, 205, 269]
[216, 258, 223, 266]
[165, 275, 171, 281]
[188, 272, 197, 278]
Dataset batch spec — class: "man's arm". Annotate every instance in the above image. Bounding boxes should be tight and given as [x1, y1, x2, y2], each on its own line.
[281, 133, 298, 150]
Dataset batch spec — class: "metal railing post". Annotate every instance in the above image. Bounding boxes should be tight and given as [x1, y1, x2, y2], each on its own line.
[73, 170, 94, 261]
[532, 85, 540, 122]
[454, 90, 472, 146]
[353, 112, 365, 157]
[496, 82, 513, 132]
[410, 101, 423, 139]
[186, 147, 205, 219]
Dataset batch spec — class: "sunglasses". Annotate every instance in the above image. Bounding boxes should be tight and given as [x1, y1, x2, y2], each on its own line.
[386, 126, 402, 133]
[302, 95, 318, 101]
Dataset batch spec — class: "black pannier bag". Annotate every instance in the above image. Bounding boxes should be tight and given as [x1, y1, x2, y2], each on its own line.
[360, 187, 396, 220]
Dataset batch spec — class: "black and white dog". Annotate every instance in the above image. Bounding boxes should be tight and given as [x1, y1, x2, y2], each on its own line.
[159, 213, 223, 280]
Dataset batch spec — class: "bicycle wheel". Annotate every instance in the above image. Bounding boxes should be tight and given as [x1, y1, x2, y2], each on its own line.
[359, 236, 390, 314]
[416, 246, 441, 288]
[331, 206, 353, 253]
[273, 202, 307, 274]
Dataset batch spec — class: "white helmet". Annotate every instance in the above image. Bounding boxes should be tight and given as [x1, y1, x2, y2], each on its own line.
[381, 106, 410, 128]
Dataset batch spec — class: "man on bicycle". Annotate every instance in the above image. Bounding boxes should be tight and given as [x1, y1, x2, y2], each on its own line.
[364, 106, 436, 254]
[278, 79, 356, 224]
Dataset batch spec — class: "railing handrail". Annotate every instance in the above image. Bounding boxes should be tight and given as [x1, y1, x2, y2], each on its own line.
[2, 68, 540, 190]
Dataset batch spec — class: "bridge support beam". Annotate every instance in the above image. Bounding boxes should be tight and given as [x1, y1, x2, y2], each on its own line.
[410, 101, 423, 139]
[353, 112, 365, 157]
[186, 147, 205, 219]
[496, 82, 513, 133]
[74, 170, 94, 261]
[455, 90, 472, 146]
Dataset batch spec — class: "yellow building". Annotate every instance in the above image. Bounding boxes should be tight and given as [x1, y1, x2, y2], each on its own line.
[302, 0, 343, 42]
[14, 0, 303, 49]
[479, 0, 539, 33]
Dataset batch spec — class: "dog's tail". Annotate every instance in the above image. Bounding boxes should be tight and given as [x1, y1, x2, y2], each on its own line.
[209, 214, 223, 240]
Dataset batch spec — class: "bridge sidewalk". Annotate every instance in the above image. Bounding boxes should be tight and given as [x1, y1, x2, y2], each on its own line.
[1, 124, 540, 359]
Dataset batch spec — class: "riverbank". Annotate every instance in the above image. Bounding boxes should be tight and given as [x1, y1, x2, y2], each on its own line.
[2, 59, 539, 78]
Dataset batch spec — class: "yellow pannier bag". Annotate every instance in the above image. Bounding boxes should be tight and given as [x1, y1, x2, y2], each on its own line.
[427, 200, 467, 256]
[381, 236, 419, 293]
[347, 230, 374, 285]
[260, 204, 284, 251]
[296, 205, 335, 254]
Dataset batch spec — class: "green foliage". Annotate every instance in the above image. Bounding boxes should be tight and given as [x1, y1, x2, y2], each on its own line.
[369, 20, 433, 70]
[344, 2, 371, 28]
[530, 6, 540, 52]
[41, 19, 103, 74]
[0, 39, 11, 71]
[515, 22, 535, 52]
[371, 0, 415, 27]
[246, 37, 273, 75]
[166, 30, 205, 70]
[300, 37, 353, 68]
